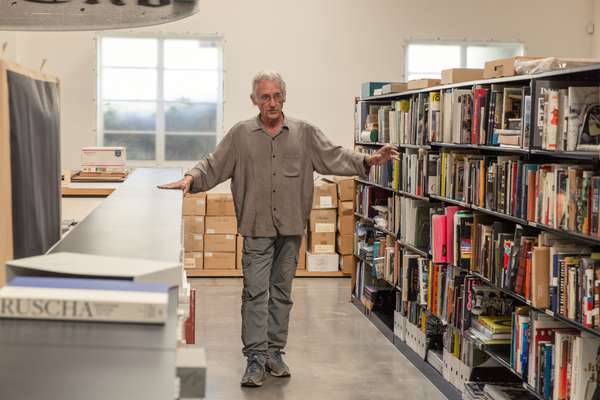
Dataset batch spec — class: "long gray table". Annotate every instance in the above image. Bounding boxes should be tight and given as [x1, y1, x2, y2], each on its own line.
[0, 168, 185, 400]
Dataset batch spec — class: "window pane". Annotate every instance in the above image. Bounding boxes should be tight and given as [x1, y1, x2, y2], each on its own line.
[103, 101, 156, 131]
[165, 102, 216, 132]
[164, 70, 218, 102]
[467, 45, 523, 68]
[165, 134, 216, 161]
[407, 44, 461, 75]
[104, 133, 155, 161]
[103, 68, 157, 100]
[164, 40, 219, 69]
[102, 37, 157, 68]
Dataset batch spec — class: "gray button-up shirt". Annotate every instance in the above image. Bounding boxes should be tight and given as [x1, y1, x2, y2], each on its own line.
[186, 115, 369, 237]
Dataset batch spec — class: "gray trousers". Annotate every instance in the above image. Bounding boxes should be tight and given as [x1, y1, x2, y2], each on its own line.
[241, 235, 301, 357]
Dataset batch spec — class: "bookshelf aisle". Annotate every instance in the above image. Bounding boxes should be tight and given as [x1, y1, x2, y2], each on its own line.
[352, 64, 600, 400]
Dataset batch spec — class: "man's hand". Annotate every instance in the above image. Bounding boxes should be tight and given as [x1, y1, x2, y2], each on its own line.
[157, 175, 194, 194]
[367, 144, 399, 166]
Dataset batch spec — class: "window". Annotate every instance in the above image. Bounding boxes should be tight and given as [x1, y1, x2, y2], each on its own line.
[98, 35, 223, 164]
[405, 42, 523, 81]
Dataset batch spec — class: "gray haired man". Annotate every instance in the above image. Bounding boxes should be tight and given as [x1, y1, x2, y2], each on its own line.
[159, 71, 397, 387]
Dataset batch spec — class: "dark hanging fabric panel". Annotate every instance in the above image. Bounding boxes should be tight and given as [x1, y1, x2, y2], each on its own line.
[8, 70, 61, 259]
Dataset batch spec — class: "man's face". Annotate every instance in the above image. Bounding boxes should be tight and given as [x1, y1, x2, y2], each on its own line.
[252, 79, 285, 122]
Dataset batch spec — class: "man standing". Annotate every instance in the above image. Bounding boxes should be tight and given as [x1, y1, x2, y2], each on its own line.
[159, 71, 397, 387]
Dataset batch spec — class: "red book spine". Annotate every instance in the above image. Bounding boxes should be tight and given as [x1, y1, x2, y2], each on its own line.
[185, 288, 196, 344]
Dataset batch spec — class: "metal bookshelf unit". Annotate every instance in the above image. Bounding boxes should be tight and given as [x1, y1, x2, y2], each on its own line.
[351, 64, 600, 400]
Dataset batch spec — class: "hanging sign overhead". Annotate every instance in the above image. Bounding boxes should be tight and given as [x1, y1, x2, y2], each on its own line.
[0, 0, 199, 31]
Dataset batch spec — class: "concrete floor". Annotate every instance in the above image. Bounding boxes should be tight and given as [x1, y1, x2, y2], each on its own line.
[191, 277, 446, 400]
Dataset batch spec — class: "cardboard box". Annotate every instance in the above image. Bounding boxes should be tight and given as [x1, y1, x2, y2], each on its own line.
[184, 234, 204, 252]
[183, 193, 207, 216]
[340, 254, 356, 274]
[309, 232, 335, 254]
[331, 177, 355, 202]
[183, 257, 195, 270]
[337, 201, 354, 217]
[183, 216, 205, 235]
[441, 68, 483, 84]
[312, 181, 338, 209]
[337, 214, 355, 235]
[309, 209, 336, 233]
[483, 56, 541, 79]
[236, 235, 244, 269]
[407, 79, 441, 90]
[381, 83, 408, 94]
[204, 234, 236, 253]
[336, 234, 354, 255]
[81, 146, 126, 173]
[361, 82, 389, 98]
[297, 235, 306, 270]
[205, 216, 237, 234]
[206, 193, 235, 216]
[185, 252, 204, 269]
[204, 252, 236, 270]
[306, 251, 339, 272]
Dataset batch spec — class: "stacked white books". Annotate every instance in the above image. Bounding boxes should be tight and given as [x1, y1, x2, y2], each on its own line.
[1, 252, 181, 325]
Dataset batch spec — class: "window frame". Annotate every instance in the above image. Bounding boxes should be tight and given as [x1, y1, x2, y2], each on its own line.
[96, 32, 224, 168]
[404, 40, 524, 81]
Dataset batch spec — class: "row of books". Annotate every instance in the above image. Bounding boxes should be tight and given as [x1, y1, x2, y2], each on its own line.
[362, 82, 599, 152]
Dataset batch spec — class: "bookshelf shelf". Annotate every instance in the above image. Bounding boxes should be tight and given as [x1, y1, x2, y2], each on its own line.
[397, 190, 430, 202]
[355, 178, 396, 193]
[529, 148, 600, 160]
[397, 240, 430, 258]
[397, 143, 431, 150]
[354, 212, 397, 238]
[528, 222, 600, 246]
[469, 205, 528, 226]
[355, 141, 388, 146]
[428, 195, 469, 208]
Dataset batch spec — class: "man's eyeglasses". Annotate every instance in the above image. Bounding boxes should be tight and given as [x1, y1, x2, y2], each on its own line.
[257, 93, 284, 103]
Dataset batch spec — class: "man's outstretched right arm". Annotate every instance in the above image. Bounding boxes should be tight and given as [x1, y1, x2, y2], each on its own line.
[158, 129, 237, 193]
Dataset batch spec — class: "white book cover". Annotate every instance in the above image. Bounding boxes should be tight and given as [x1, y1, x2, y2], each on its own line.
[572, 334, 600, 400]
[0, 284, 168, 324]
[442, 91, 453, 143]
[7, 252, 180, 288]
[567, 86, 600, 151]
[545, 89, 560, 150]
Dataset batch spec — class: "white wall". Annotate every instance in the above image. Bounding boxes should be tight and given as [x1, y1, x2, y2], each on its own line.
[12, 0, 596, 172]
[0, 32, 18, 62]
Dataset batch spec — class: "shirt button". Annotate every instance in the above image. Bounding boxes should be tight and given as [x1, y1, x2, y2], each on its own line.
[273, 189, 276, 193]
[272, 172, 276, 176]
[272, 155, 276, 158]
[273, 208, 277, 212]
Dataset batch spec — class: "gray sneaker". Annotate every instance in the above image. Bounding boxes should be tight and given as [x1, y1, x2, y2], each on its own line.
[266, 350, 291, 377]
[241, 354, 266, 387]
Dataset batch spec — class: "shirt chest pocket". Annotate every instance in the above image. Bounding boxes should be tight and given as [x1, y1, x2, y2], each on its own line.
[282, 154, 301, 177]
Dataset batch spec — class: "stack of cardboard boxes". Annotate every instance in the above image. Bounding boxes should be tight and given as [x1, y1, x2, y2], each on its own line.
[334, 177, 356, 275]
[183, 193, 243, 273]
[306, 180, 340, 272]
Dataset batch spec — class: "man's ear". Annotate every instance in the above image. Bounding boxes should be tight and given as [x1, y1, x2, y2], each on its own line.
[250, 94, 258, 106]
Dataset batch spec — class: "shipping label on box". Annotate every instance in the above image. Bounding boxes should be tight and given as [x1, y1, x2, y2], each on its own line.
[309, 209, 336, 233]
[337, 215, 355, 235]
[204, 234, 236, 253]
[184, 234, 204, 252]
[336, 234, 354, 255]
[306, 251, 339, 272]
[183, 216, 205, 235]
[205, 216, 237, 234]
[309, 232, 335, 254]
[340, 254, 356, 274]
[204, 252, 236, 270]
[312, 182, 337, 209]
[183, 193, 207, 216]
[206, 193, 236, 216]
